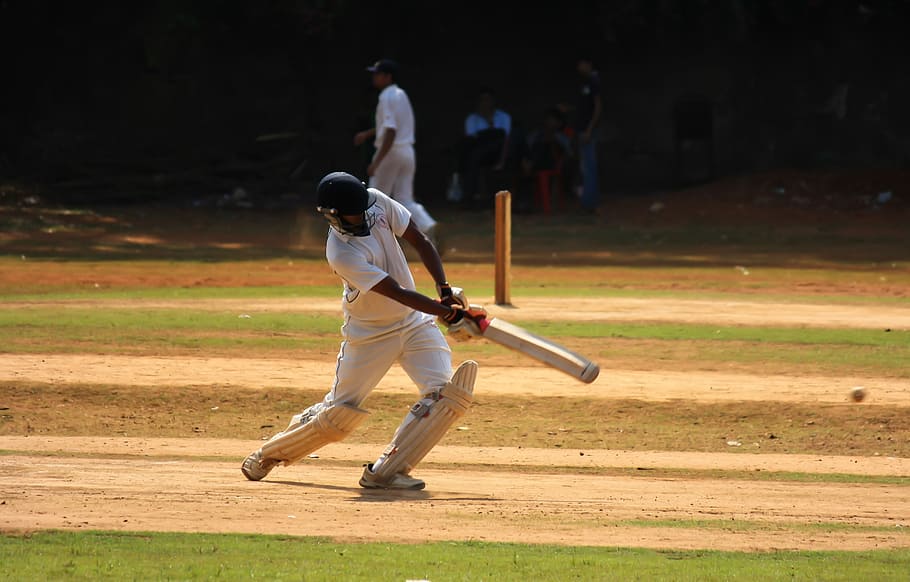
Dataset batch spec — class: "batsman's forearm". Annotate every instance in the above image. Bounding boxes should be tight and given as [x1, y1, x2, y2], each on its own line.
[371, 276, 450, 318]
[402, 222, 447, 288]
[415, 237, 447, 287]
[397, 288, 451, 317]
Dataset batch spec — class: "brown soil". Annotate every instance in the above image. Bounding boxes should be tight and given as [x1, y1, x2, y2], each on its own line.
[1, 445, 907, 551]
[2, 348, 909, 551]
[1, 202, 909, 551]
[2, 354, 907, 406]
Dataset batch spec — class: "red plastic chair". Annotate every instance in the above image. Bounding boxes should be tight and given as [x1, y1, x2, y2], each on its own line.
[534, 168, 562, 214]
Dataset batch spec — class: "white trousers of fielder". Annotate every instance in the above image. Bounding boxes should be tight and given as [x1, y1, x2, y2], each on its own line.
[369, 144, 437, 233]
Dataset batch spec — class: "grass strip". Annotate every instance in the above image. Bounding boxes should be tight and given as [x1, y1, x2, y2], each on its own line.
[0, 308, 905, 347]
[2, 283, 909, 305]
[0, 308, 905, 377]
[0, 530, 908, 581]
[0, 332, 904, 378]
[0, 308, 343, 333]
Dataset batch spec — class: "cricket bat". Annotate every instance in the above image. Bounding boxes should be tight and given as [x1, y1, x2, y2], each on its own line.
[478, 317, 600, 384]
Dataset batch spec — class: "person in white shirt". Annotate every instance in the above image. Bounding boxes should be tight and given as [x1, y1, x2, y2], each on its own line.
[460, 87, 512, 208]
[242, 172, 485, 490]
[353, 59, 437, 236]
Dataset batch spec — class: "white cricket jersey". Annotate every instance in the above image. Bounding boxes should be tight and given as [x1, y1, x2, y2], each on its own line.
[325, 188, 425, 340]
[374, 84, 415, 148]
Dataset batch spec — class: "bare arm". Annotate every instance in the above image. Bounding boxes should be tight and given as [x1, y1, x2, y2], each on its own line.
[401, 220, 447, 286]
[371, 276, 452, 318]
[353, 127, 376, 146]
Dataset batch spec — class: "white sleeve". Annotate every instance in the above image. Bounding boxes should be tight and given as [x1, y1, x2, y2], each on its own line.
[328, 243, 388, 293]
[379, 93, 398, 131]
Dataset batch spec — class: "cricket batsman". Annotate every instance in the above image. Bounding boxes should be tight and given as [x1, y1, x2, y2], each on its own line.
[241, 171, 485, 490]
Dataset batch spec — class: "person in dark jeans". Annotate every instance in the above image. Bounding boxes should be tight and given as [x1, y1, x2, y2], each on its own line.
[574, 57, 602, 213]
[459, 87, 512, 208]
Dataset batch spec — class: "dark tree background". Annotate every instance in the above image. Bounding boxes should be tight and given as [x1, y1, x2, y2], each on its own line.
[1, 0, 908, 203]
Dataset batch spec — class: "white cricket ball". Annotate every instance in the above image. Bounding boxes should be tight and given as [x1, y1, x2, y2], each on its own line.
[850, 386, 867, 402]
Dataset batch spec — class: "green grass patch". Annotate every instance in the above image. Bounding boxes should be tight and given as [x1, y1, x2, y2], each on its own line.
[4, 282, 909, 305]
[1, 308, 905, 348]
[0, 308, 345, 354]
[1, 307, 905, 376]
[526, 320, 908, 347]
[0, 308, 343, 333]
[0, 284, 343, 302]
[1, 531, 908, 581]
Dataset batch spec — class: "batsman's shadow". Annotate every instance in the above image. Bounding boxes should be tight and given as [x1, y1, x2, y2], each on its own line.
[268, 480, 496, 503]
[270, 479, 429, 501]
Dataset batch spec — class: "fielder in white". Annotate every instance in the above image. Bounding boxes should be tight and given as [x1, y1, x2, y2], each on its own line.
[353, 59, 438, 236]
[242, 171, 485, 490]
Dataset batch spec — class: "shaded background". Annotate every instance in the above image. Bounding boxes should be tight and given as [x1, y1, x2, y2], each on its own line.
[1, 0, 908, 205]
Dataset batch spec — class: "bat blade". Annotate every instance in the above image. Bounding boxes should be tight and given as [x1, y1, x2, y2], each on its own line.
[481, 317, 600, 384]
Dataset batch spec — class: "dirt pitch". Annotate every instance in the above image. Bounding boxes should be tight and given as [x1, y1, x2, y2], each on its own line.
[1, 296, 909, 551]
[1, 188, 909, 551]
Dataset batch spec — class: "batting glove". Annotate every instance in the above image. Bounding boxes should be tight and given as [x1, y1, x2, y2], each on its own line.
[441, 304, 487, 337]
[437, 282, 457, 306]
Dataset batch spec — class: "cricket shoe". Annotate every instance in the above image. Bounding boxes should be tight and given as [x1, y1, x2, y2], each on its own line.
[241, 450, 280, 481]
[359, 463, 426, 490]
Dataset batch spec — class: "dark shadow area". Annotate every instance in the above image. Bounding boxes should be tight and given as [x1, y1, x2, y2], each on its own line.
[0, 3, 907, 269]
[2, 172, 908, 268]
[1, 1, 908, 209]
[269, 479, 491, 502]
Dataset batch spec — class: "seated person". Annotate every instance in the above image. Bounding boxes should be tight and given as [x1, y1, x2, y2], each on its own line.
[460, 87, 512, 206]
[522, 107, 574, 212]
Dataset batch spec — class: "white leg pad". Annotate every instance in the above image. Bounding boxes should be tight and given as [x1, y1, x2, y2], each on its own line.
[371, 360, 477, 480]
[260, 402, 369, 466]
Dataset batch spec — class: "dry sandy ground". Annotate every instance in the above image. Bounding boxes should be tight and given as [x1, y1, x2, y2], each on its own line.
[1, 442, 908, 551]
[2, 296, 908, 551]
[4, 437, 909, 476]
[1, 360, 909, 551]
[6, 296, 910, 329]
[2, 354, 907, 405]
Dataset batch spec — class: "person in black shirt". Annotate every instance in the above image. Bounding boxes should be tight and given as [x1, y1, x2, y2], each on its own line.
[575, 57, 602, 213]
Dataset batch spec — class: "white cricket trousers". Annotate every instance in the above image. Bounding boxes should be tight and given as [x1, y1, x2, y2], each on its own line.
[324, 316, 451, 408]
[369, 144, 437, 233]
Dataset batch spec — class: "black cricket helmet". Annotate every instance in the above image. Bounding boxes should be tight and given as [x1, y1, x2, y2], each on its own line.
[316, 171, 377, 236]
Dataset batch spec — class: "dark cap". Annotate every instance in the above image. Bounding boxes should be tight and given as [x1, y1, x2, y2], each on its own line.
[366, 59, 398, 76]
